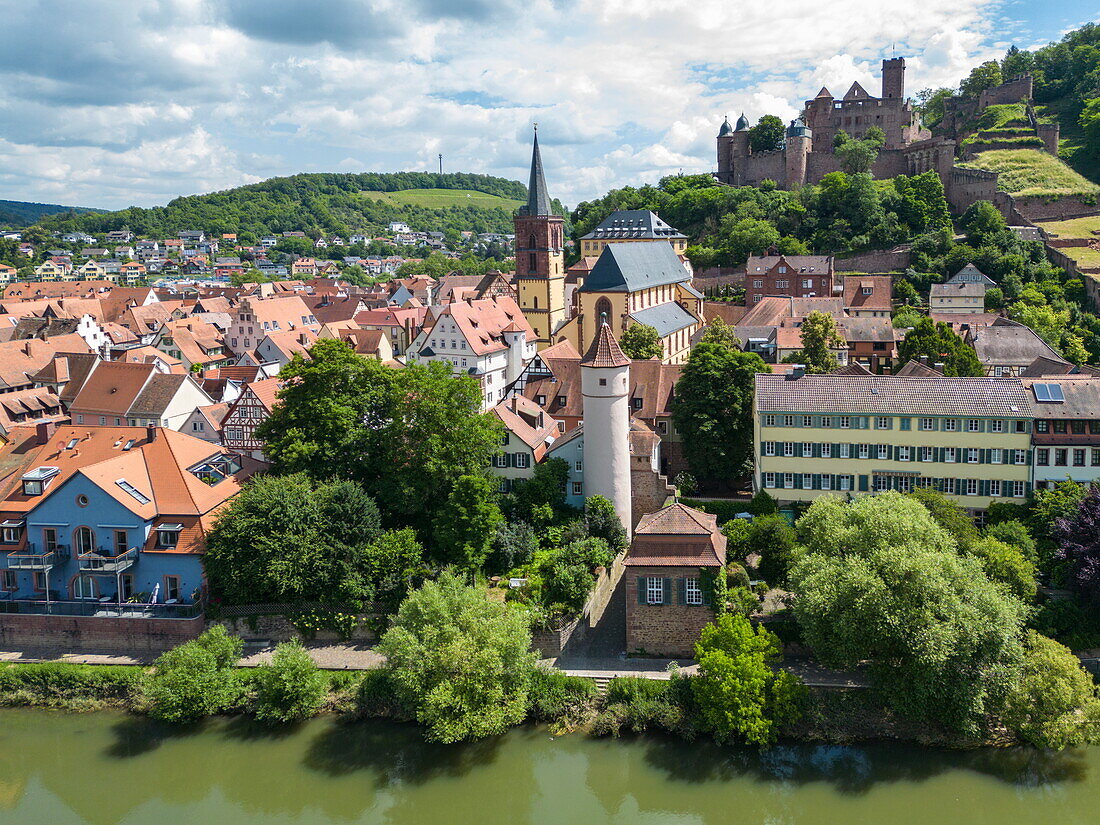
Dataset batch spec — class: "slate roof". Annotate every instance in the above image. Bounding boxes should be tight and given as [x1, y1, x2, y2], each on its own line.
[580, 210, 686, 241]
[1021, 377, 1100, 419]
[129, 373, 191, 418]
[968, 318, 1067, 368]
[931, 282, 986, 299]
[629, 302, 697, 338]
[755, 373, 1033, 417]
[746, 255, 832, 275]
[519, 129, 553, 217]
[581, 242, 689, 293]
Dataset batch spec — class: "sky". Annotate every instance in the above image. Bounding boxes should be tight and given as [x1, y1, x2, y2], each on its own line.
[0, 0, 1096, 212]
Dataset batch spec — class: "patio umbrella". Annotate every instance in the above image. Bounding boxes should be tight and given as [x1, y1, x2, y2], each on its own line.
[149, 583, 160, 605]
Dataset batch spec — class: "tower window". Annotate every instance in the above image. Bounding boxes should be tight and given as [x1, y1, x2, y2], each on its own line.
[529, 234, 536, 250]
[528, 253, 536, 272]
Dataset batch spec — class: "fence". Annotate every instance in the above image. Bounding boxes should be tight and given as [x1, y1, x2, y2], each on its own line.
[0, 597, 202, 620]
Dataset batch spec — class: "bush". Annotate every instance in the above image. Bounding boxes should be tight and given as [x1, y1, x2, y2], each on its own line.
[584, 495, 628, 554]
[966, 537, 1037, 602]
[253, 640, 328, 723]
[0, 663, 141, 706]
[542, 538, 612, 613]
[486, 521, 539, 575]
[1030, 597, 1100, 650]
[592, 676, 690, 737]
[747, 515, 798, 587]
[721, 519, 751, 561]
[527, 668, 597, 723]
[144, 626, 244, 723]
[985, 520, 1037, 564]
[356, 668, 406, 718]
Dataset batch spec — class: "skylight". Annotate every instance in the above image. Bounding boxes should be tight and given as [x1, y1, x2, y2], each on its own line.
[115, 479, 151, 504]
[1033, 383, 1065, 403]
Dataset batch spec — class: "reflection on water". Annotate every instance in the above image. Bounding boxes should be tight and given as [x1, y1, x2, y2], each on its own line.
[0, 708, 1093, 825]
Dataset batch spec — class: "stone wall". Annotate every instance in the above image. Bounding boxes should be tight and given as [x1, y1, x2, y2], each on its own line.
[835, 247, 910, 273]
[530, 616, 581, 658]
[213, 613, 378, 644]
[625, 566, 715, 658]
[631, 465, 675, 529]
[979, 75, 1033, 109]
[0, 613, 203, 652]
[1013, 196, 1100, 223]
[948, 167, 999, 214]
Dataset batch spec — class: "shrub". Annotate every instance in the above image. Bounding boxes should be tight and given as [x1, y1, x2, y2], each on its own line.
[486, 521, 539, 575]
[592, 676, 689, 737]
[747, 515, 798, 586]
[253, 640, 328, 723]
[1030, 597, 1100, 650]
[355, 668, 406, 718]
[0, 663, 141, 706]
[584, 495, 628, 554]
[966, 537, 1037, 602]
[721, 519, 751, 561]
[541, 538, 612, 613]
[144, 626, 244, 723]
[527, 668, 597, 723]
[985, 520, 1037, 564]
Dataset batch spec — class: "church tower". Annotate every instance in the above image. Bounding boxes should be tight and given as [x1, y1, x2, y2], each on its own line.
[514, 127, 566, 348]
[581, 317, 633, 538]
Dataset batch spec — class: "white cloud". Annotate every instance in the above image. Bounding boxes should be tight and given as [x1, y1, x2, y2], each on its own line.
[0, 0, 1074, 210]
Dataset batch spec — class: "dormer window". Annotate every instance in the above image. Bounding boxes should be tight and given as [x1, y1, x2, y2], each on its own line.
[21, 466, 58, 496]
[1, 520, 23, 544]
[157, 524, 183, 548]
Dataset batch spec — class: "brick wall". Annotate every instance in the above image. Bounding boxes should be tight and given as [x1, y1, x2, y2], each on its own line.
[625, 566, 716, 657]
[1012, 196, 1100, 223]
[0, 614, 203, 652]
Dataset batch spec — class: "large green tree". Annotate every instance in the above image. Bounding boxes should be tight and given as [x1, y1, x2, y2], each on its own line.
[432, 475, 504, 570]
[896, 317, 984, 376]
[671, 341, 769, 487]
[790, 493, 1028, 736]
[748, 115, 786, 153]
[788, 310, 845, 373]
[379, 571, 537, 743]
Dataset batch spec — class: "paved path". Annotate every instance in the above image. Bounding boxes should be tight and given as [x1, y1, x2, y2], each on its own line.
[0, 643, 385, 670]
[553, 656, 697, 680]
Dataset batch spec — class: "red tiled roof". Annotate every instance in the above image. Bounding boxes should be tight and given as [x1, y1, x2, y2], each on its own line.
[581, 321, 630, 367]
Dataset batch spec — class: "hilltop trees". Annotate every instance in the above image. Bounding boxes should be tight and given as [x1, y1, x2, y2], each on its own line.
[748, 115, 786, 153]
[896, 318, 984, 376]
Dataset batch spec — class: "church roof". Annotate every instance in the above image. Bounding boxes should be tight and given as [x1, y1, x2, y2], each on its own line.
[581, 241, 689, 293]
[581, 320, 630, 368]
[629, 302, 697, 339]
[519, 128, 553, 217]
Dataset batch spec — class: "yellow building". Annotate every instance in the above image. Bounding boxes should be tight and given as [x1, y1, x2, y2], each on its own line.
[753, 372, 1034, 512]
[513, 128, 566, 348]
[929, 281, 986, 314]
[34, 261, 67, 282]
[557, 241, 704, 364]
[76, 260, 106, 281]
[578, 210, 688, 260]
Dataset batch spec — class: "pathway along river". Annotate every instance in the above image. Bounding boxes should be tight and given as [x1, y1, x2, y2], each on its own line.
[0, 708, 1097, 824]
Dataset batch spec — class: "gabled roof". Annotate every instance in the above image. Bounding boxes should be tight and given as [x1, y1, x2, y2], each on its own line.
[626, 503, 726, 568]
[629, 302, 697, 338]
[580, 210, 686, 242]
[968, 318, 1067, 368]
[581, 241, 689, 293]
[492, 397, 559, 461]
[843, 275, 893, 312]
[843, 81, 870, 100]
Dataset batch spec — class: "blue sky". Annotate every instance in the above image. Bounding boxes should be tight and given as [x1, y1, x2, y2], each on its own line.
[0, 0, 1096, 211]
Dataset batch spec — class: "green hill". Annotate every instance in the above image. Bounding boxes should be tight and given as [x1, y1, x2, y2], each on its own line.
[0, 199, 105, 228]
[957, 149, 1100, 198]
[37, 172, 563, 240]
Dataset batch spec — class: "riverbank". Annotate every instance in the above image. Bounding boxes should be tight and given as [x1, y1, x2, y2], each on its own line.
[0, 659, 998, 750]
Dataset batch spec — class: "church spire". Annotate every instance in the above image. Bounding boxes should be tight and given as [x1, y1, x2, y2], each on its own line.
[521, 125, 552, 217]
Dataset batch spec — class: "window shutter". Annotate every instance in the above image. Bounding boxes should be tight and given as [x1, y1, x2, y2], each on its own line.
[812, 443, 821, 458]
[858, 475, 869, 492]
[637, 577, 646, 605]
[702, 577, 713, 607]
[678, 577, 687, 605]
[812, 473, 821, 489]
[662, 578, 672, 606]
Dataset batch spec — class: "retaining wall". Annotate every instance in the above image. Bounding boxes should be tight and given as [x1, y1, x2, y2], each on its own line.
[0, 613, 203, 652]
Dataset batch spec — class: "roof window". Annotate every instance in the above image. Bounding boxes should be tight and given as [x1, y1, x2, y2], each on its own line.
[115, 479, 151, 504]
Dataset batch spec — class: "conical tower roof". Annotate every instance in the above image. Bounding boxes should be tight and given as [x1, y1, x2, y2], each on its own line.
[718, 116, 734, 137]
[581, 318, 631, 368]
[520, 127, 553, 217]
[735, 112, 750, 131]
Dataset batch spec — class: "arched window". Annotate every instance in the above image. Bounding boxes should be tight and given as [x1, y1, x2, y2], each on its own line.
[595, 297, 612, 326]
[533, 295, 539, 309]
[75, 527, 95, 555]
[528, 234, 536, 251]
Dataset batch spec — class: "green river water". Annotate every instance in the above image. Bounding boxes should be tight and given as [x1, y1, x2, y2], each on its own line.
[0, 708, 1097, 824]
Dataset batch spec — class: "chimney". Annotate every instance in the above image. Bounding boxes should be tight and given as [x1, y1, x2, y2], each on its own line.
[786, 365, 805, 380]
[934, 362, 945, 373]
[146, 425, 157, 442]
[919, 355, 929, 365]
[35, 420, 56, 445]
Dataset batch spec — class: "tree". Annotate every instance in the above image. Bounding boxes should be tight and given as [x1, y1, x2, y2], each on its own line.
[833, 128, 885, 174]
[914, 87, 955, 127]
[432, 475, 504, 570]
[967, 536, 1037, 602]
[691, 613, 805, 746]
[716, 217, 780, 266]
[959, 201, 1007, 247]
[896, 317, 983, 377]
[204, 474, 385, 605]
[744, 515, 798, 587]
[961, 61, 1004, 97]
[508, 457, 569, 520]
[1035, 480, 1088, 571]
[379, 572, 537, 743]
[486, 521, 539, 575]
[542, 538, 612, 612]
[258, 341, 501, 531]
[894, 279, 920, 307]
[253, 640, 328, 723]
[584, 495, 628, 555]
[365, 528, 425, 608]
[790, 493, 1027, 735]
[748, 115, 786, 153]
[619, 323, 663, 360]
[144, 626, 243, 723]
[672, 342, 769, 487]
[700, 318, 741, 349]
[986, 519, 1037, 564]
[906, 487, 979, 548]
[1001, 631, 1100, 749]
[1054, 484, 1100, 602]
[1081, 97, 1100, 155]
[792, 310, 845, 373]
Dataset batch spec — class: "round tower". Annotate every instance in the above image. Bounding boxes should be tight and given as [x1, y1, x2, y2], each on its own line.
[716, 116, 735, 184]
[580, 317, 633, 538]
[784, 118, 812, 189]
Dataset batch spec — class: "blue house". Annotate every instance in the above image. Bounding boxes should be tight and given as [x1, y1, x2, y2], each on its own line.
[0, 425, 261, 615]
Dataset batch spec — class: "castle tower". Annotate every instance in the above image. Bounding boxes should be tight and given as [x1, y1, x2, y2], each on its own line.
[581, 317, 633, 538]
[784, 119, 812, 189]
[514, 127, 566, 348]
[882, 57, 905, 101]
[805, 87, 834, 151]
[716, 116, 735, 184]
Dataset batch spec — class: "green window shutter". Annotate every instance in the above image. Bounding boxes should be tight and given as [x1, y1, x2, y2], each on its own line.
[858, 474, 869, 492]
[701, 577, 713, 607]
[900, 418, 911, 431]
[662, 578, 672, 606]
[637, 577, 646, 605]
[979, 449, 987, 464]
[812, 473, 821, 489]
[812, 443, 821, 458]
[678, 577, 687, 605]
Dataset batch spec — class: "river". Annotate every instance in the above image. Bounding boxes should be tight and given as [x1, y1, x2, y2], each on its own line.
[0, 708, 1096, 824]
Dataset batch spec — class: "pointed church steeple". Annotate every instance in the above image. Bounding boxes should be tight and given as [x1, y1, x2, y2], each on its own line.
[521, 125, 553, 217]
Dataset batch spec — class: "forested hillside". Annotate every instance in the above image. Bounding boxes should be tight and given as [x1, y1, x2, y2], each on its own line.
[0, 199, 104, 228]
[37, 172, 567, 240]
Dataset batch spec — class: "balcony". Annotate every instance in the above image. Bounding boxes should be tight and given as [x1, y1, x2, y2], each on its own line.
[0, 596, 202, 620]
[77, 547, 138, 574]
[6, 544, 69, 571]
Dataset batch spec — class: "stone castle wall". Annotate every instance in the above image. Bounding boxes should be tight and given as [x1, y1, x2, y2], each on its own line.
[979, 76, 1034, 109]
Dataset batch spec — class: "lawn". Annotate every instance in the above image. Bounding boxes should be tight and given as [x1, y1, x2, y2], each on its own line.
[958, 149, 1100, 198]
[360, 188, 523, 210]
[1035, 216, 1100, 240]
